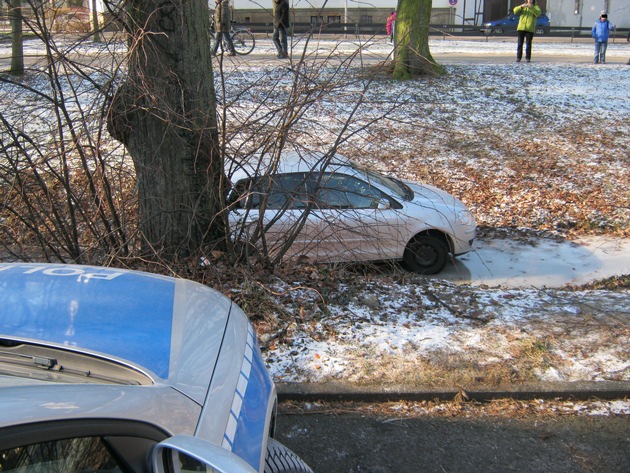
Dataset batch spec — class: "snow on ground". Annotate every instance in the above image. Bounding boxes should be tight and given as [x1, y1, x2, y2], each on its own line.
[2, 36, 629, 407]
[218, 39, 630, 398]
[259, 275, 629, 387]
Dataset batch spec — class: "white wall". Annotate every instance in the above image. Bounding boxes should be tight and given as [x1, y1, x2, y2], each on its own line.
[234, 0, 474, 13]
[548, 0, 630, 29]
[234, 0, 395, 8]
[233, 0, 482, 24]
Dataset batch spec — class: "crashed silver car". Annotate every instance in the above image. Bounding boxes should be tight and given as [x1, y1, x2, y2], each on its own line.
[228, 153, 476, 274]
[0, 263, 311, 473]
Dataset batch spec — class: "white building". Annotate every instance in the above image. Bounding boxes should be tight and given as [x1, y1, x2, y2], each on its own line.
[231, 0, 629, 28]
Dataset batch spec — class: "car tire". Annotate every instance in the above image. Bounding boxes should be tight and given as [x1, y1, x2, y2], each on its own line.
[495, 28, 503, 34]
[265, 438, 313, 473]
[402, 235, 449, 275]
[535, 28, 544, 35]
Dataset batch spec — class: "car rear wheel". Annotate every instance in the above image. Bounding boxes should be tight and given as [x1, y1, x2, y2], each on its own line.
[403, 235, 449, 275]
[265, 438, 313, 473]
[535, 27, 544, 34]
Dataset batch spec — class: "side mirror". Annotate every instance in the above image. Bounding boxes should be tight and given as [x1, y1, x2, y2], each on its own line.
[151, 435, 258, 473]
[377, 199, 391, 210]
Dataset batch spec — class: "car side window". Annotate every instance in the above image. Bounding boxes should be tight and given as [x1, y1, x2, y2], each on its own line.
[248, 173, 310, 210]
[228, 179, 254, 209]
[316, 173, 384, 209]
[0, 437, 121, 472]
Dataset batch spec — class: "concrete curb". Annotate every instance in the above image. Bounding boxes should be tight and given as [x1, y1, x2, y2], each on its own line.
[277, 381, 630, 403]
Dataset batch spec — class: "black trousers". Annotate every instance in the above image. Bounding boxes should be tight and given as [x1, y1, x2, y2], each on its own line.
[273, 26, 288, 55]
[516, 31, 534, 61]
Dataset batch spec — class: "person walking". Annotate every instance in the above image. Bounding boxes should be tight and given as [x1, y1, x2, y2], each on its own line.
[386, 11, 397, 43]
[513, 0, 541, 63]
[592, 11, 615, 64]
[272, 0, 290, 59]
[212, 0, 236, 57]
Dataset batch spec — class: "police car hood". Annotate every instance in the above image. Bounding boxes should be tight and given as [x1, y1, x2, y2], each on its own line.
[0, 264, 234, 404]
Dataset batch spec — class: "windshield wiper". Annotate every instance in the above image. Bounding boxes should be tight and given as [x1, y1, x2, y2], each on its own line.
[0, 350, 140, 385]
[0, 351, 59, 370]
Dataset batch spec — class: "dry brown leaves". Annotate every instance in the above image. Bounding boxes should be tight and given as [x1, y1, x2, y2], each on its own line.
[279, 398, 629, 419]
[364, 117, 629, 239]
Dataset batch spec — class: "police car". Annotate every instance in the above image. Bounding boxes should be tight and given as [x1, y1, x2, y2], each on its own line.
[0, 263, 311, 473]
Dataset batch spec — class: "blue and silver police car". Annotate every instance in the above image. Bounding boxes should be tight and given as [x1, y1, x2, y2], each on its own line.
[0, 263, 311, 473]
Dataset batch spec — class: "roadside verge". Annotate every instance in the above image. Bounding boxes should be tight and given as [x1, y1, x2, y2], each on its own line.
[277, 380, 630, 402]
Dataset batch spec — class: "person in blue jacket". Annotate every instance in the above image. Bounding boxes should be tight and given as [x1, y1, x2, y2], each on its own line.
[592, 12, 615, 64]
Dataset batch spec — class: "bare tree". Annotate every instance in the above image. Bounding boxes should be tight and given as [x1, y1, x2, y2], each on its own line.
[106, 0, 224, 260]
[0, 7, 410, 271]
[216, 38, 407, 269]
[393, 0, 445, 78]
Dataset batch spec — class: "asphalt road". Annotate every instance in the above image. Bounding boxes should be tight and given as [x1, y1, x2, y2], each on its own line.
[275, 404, 630, 473]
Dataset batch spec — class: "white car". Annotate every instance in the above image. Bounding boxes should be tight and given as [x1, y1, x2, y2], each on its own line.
[0, 263, 311, 473]
[228, 153, 476, 274]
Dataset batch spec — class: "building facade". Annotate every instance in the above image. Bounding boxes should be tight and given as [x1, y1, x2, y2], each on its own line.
[229, 0, 629, 29]
[13, 0, 624, 31]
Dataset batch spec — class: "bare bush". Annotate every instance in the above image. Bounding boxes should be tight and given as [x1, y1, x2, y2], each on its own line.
[0, 3, 133, 263]
[1, 9, 415, 269]
[214, 40, 422, 269]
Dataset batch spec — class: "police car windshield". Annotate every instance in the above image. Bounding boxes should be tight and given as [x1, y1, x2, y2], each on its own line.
[0, 341, 151, 385]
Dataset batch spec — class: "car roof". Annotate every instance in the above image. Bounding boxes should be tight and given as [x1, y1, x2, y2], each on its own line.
[228, 151, 353, 182]
[0, 264, 234, 394]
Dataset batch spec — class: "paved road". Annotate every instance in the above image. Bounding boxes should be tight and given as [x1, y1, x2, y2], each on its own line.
[275, 403, 630, 473]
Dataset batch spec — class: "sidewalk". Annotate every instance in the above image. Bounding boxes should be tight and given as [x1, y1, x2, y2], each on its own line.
[427, 36, 630, 64]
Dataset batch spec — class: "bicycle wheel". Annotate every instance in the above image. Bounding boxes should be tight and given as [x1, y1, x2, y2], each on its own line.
[231, 29, 255, 55]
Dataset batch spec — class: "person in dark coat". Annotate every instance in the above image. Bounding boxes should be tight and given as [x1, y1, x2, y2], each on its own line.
[212, 0, 236, 56]
[273, 0, 290, 59]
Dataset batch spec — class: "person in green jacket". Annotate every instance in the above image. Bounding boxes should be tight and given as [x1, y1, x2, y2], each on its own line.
[514, 0, 542, 62]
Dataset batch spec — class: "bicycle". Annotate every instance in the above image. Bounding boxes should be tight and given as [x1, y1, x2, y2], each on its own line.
[210, 22, 255, 55]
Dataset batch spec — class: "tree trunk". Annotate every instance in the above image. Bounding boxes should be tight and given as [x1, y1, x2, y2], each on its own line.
[91, 0, 101, 42]
[393, 0, 445, 78]
[7, 0, 24, 75]
[107, 0, 224, 259]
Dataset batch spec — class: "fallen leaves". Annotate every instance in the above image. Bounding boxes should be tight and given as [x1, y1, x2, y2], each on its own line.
[278, 398, 630, 418]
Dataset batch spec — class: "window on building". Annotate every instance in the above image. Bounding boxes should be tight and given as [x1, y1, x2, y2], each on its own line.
[359, 15, 373, 24]
[327, 16, 341, 24]
[311, 16, 323, 26]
